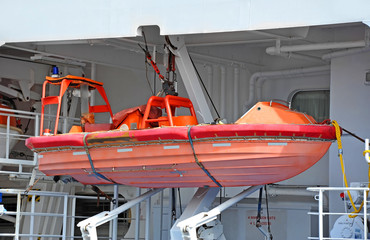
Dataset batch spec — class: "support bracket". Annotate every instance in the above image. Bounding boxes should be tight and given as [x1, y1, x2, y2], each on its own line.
[176, 185, 263, 240]
[78, 188, 164, 240]
[167, 36, 214, 123]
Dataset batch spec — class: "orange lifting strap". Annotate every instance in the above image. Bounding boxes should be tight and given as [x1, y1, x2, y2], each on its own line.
[141, 95, 198, 128]
[40, 75, 113, 135]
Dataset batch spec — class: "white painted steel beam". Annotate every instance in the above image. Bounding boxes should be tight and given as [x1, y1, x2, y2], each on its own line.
[1, 1, 370, 43]
[177, 185, 263, 240]
[170, 187, 220, 239]
[168, 36, 214, 123]
[112, 185, 119, 240]
[78, 188, 163, 240]
[0, 214, 16, 223]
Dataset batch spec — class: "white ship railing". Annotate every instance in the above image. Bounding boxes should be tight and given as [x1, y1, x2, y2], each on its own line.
[0, 107, 79, 176]
[307, 187, 370, 240]
[0, 107, 38, 170]
[0, 188, 134, 240]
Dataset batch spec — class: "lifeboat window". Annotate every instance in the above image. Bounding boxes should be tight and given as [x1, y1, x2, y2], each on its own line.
[173, 106, 192, 116]
[291, 90, 330, 123]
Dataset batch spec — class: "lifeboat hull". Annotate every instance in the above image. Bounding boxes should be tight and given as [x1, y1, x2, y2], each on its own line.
[26, 124, 336, 188]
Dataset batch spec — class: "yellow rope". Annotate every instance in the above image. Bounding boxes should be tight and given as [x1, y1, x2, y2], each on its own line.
[363, 150, 370, 158]
[332, 120, 370, 218]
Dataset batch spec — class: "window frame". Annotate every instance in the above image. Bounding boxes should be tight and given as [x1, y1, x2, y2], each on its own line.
[288, 88, 330, 123]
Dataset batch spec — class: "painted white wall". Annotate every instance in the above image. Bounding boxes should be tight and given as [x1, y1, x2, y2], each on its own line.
[0, 57, 49, 85]
[90, 51, 253, 123]
[191, 62, 251, 122]
[261, 74, 330, 103]
[94, 64, 154, 113]
[222, 206, 315, 240]
[2, 0, 370, 43]
[328, 51, 370, 228]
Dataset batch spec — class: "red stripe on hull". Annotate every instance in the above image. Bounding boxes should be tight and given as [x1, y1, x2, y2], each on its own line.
[26, 124, 336, 150]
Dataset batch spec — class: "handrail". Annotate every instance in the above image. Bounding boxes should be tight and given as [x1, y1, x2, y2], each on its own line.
[0, 107, 80, 121]
[269, 99, 291, 109]
[365, 139, 370, 163]
[0, 108, 79, 174]
[307, 187, 370, 240]
[0, 188, 131, 240]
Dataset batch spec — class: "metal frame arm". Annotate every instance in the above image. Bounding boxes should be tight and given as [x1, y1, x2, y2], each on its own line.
[78, 188, 164, 240]
[177, 185, 263, 239]
[167, 36, 213, 123]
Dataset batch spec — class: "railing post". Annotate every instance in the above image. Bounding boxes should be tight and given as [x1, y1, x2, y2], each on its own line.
[18, 164, 22, 174]
[6, 115, 10, 159]
[135, 188, 141, 240]
[364, 189, 367, 240]
[15, 192, 21, 240]
[62, 195, 68, 240]
[145, 196, 151, 240]
[35, 114, 39, 137]
[159, 190, 164, 240]
[318, 189, 323, 240]
[71, 197, 76, 238]
[30, 194, 36, 240]
[112, 184, 119, 240]
[33, 114, 39, 166]
[168, 188, 173, 240]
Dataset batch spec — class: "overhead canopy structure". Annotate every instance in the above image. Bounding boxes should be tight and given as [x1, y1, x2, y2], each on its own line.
[1, 0, 370, 44]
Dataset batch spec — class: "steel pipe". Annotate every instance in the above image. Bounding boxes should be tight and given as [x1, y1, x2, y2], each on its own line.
[266, 40, 366, 54]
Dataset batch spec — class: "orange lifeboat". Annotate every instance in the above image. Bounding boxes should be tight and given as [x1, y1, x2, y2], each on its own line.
[25, 75, 336, 188]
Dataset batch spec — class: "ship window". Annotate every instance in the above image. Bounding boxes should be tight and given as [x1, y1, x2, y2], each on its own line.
[291, 90, 330, 123]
